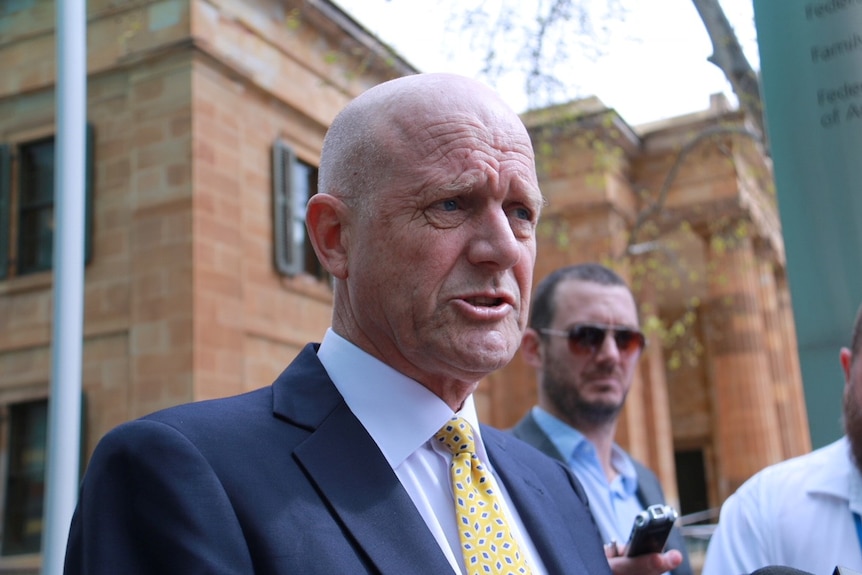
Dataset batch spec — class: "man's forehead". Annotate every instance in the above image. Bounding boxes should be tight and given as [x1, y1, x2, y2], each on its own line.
[555, 281, 637, 316]
[559, 280, 632, 298]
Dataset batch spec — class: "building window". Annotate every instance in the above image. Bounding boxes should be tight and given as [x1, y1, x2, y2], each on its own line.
[0, 125, 95, 280]
[271, 139, 327, 281]
[2, 399, 48, 556]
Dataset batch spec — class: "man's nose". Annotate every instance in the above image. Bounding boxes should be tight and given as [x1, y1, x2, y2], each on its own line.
[467, 208, 522, 269]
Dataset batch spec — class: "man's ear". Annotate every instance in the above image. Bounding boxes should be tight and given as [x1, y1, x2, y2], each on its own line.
[306, 194, 349, 279]
[520, 328, 544, 368]
[841, 347, 853, 387]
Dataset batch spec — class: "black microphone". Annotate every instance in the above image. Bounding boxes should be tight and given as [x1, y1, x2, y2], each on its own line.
[749, 568, 814, 575]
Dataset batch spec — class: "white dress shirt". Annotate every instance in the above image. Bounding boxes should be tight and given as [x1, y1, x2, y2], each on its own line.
[317, 328, 546, 575]
[702, 436, 862, 575]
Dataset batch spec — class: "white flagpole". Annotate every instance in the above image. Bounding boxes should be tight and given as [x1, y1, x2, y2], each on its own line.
[41, 0, 87, 572]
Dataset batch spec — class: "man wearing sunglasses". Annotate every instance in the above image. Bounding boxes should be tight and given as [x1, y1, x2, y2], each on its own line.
[512, 263, 692, 575]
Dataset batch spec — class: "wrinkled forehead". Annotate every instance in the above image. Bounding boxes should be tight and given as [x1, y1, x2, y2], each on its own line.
[390, 119, 534, 185]
[401, 106, 530, 152]
[333, 75, 539, 203]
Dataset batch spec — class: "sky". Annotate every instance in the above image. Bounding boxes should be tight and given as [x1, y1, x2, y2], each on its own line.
[331, 0, 759, 127]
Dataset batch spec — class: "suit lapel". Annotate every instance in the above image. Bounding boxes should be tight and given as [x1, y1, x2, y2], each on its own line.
[276, 347, 451, 574]
[484, 429, 594, 574]
[512, 412, 568, 463]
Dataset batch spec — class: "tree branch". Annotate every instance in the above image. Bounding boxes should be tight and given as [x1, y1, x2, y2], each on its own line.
[690, 0, 766, 149]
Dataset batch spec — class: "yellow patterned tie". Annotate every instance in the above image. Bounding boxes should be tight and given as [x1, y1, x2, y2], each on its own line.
[435, 417, 532, 575]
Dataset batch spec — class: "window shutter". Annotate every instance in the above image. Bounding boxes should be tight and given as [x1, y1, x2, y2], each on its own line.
[0, 145, 10, 280]
[84, 123, 95, 266]
[272, 139, 302, 276]
[1, 398, 49, 555]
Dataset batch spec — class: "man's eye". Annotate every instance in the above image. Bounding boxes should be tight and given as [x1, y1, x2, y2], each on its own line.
[440, 199, 459, 211]
[511, 206, 532, 221]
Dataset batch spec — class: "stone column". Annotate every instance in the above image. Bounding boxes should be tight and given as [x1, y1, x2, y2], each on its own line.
[774, 270, 812, 456]
[613, 265, 650, 466]
[616, 369, 650, 464]
[637, 317, 680, 508]
[702, 223, 783, 498]
[754, 245, 798, 460]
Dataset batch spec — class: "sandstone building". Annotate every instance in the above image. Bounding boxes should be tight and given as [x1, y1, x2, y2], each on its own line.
[0, 0, 808, 571]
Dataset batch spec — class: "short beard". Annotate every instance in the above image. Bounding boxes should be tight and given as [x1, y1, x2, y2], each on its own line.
[842, 386, 862, 474]
[542, 371, 624, 428]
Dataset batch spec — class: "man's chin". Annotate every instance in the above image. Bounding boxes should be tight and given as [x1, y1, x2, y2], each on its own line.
[577, 400, 623, 424]
[459, 330, 519, 359]
[441, 341, 517, 378]
[583, 389, 625, 409]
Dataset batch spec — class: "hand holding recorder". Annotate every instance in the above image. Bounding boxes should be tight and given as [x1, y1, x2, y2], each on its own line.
[604, 504, 683, 575]
[624, 504, 678, 557]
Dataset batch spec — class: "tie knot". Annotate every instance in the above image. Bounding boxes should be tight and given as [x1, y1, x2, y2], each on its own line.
[435, 417, 476, 455]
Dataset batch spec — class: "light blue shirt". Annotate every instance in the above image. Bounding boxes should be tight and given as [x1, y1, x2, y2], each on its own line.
[532, 405, 643, 546]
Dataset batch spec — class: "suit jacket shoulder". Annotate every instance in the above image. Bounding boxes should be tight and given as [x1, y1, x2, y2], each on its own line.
[67, 347, 613, 575]
[66, 345, 448, 575]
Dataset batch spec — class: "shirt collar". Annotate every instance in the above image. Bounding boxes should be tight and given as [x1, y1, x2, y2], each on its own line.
[532, 405, 638, 489]
[316, 328, 483, 469]
[532, 405, 584, 459]
[805, 436, 862, 512]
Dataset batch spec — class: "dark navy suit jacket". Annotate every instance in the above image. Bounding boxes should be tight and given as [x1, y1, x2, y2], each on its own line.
[511, 411, 693, 575]
[65, 344, 613, 574]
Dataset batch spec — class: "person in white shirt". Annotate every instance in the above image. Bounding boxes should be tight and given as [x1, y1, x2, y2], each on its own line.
[702, 302, 862, 575]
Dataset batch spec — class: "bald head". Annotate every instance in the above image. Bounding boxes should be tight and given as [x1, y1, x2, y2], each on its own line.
[318, 73, 533, 206]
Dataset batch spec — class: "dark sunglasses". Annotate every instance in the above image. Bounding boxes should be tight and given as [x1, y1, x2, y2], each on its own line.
[539, 323, 646, 356]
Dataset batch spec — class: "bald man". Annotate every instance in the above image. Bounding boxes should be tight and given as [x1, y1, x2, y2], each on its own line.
[64, 73, 611, 575]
